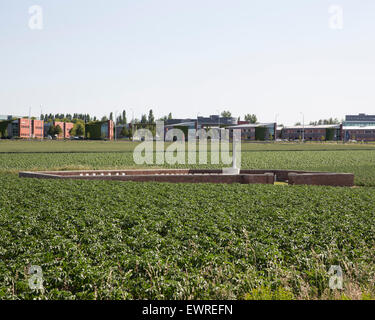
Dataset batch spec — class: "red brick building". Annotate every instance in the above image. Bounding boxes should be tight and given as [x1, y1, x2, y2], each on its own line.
[2, 118, 45, 139]
[16, 118, 44, 138]
[18, 118, 31, 138]
[281, 125, 341, 141]
[32, 120, 44, 138]
[108, 120, 114, 140]
[64, 122, 74, 139]
[44, 121, 75, 139]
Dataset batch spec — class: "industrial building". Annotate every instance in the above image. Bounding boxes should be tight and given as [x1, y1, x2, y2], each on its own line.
[0, 118, 44, 139]
[280, 124, 341, 141]
[85, 120, 114, 140]
[343, 113, 375, 127]
[0, 118, 114, 140]
[44, 121, 75, 139]
[227, 123, 277, 141]
[165, 115, 237, 128]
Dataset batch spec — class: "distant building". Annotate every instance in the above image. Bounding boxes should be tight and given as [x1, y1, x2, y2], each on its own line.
[64, 122, 74, 139]
[0, 115, 20, 121]
[44, 121, 74, 139]
[338, 113, 375, 141]
[165, 115, 237, 129]
[85, 120, 114, 140]
[343, 113, 375, 127]
[281, 125, 341, 141]
[342, 126, 375, 142]
[227, 123, 277, 141]
[196, 115, 237, 128]
[1, 118, 45, 139]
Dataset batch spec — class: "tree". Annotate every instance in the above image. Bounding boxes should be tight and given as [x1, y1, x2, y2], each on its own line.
[168, 112, 172, 120]
[120, 126, 129, 137]
[221, 110, 232, 118]
[55, 125, 62, 136]
[116, 115, 122, 125]
[141, 114, 147, 124]
[101, 116, 108, 121]
[48, 124, 62, 137]
[244, 114, 257, 123]
[109, 112, 113, 121]
[148, 109, 155, 124]
[310, 118, 340, 125]
[74, 122, 85, 137]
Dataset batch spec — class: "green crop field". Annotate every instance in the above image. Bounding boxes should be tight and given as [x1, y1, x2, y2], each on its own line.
[1, 140, 375, 300]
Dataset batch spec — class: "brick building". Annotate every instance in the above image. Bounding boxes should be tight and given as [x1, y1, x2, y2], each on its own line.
[2, 118, 45, 139]
[44, 121, 75, 139]
[342, 126, 375, 141]
[64, 122, 74, 139]
[227, 123, 277, 141]
[281, 125, 341, 141]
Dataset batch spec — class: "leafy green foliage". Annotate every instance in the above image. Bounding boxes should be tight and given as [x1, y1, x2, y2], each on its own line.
[1, 141, 375, 299]
[0, 175, 375, 299]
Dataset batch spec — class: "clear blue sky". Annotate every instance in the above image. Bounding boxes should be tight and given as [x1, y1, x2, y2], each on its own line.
[1, 0, 374, 125]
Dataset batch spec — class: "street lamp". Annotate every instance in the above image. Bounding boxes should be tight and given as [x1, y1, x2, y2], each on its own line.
[300, 112, 305, 142]
[274, 113, 279, 141]
[216, 109, 221, 141]
[130, 108, 135, 141]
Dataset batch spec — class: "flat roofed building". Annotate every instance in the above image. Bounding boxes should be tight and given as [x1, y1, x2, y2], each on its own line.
[226, 123, 276, 141]
[281, 124, 341, 141]
[342, 126, 375, 141]
[165, 115, 238, 129]
[343, 113, 375, 127]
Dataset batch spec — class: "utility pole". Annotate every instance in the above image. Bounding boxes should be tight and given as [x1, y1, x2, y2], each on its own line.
[216, 109, 220, 141]
[130, 108, 134, 141]
[300, 112, 305, 142]
[274, 114, 279, 141]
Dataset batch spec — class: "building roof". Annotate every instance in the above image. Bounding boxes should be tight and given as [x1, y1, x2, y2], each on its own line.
[283, 124, 340, 129]
[226, 123, 275, 129]
[165, 121, 196, 127]
[342, 126, 375, 130]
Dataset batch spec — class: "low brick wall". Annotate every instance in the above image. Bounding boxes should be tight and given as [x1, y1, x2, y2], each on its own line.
[19, 170, 274, 185]
[242, 173, 274, 184]
[240, 169, 327, 182]
[288, 173, 354, 187]
[19, 169, 354, 187]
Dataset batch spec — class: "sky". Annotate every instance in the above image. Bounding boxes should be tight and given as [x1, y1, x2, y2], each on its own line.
[0, 0, 374, 125]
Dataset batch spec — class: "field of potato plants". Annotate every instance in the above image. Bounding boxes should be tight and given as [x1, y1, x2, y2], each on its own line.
[1, 141, 375, 300]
